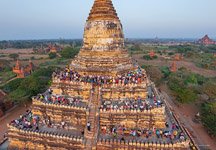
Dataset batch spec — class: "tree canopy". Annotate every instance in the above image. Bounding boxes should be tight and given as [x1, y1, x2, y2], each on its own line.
[167, 72, 198, 103]
[1, 67, 55, 104]
[9, 53, 19, 60]
[144, 65, 163, 86]
[60, 47, 79, 59]
[49, 52, 57, 59]
[201, 102, 216, 137]
[202, 82, 216, 99]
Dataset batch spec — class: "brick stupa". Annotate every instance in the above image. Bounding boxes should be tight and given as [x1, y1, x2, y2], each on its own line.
[7, 0, 192, 149]
[70, 0, 134, 76]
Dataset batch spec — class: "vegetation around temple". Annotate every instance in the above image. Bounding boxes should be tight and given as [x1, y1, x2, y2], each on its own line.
[201, 102, 216, 137]
[60, 47, 80, 59]
[143, 64, 216, 136]
[1, 67, 55, 104]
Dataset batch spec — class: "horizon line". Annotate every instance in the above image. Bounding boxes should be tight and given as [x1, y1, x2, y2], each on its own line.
[1, 37, 215, 42]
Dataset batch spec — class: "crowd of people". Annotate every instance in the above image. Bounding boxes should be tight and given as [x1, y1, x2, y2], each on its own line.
[100, 97, 163, 111]
[10, 110, 40, 130]
[101, 122, 186, 142]
[52, 67, 146, 85]
[36, 93, 85, 107]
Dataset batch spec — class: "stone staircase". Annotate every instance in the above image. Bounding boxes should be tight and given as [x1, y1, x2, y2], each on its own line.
[84, 85, 100, 150]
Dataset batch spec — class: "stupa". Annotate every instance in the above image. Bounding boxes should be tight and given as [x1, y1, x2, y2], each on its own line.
[170, 61, 177, 73]
[7, 0, 193, 149]
[71, 0, 135, 76]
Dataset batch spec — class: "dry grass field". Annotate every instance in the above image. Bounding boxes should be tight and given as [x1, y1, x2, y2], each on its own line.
[132, 54, 216, 77]
[0, 48, 33, 54]
[0, 49, 49, 66]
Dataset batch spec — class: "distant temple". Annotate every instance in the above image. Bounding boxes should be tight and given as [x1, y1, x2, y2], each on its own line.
[174, 53, 183, 61]
[170, 61, 177, 72]
[149, 51, 155, 58]
[12, 60, 34, 78]
[48, 44, 63, 53]
[34, 44, 63, 54]
[198, 35, 216, 45]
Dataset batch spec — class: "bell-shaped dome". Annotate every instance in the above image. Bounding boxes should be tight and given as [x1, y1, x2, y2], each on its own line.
[83, 0, 124, 51]
[71, 0, 135, 76]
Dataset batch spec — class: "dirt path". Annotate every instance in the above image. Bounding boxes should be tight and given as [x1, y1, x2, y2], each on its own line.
[0, 104, 30, 142]
[0, 77, 17, 87]
[159, 84, 216, 150]
[0, 90, 6, 96]
[132, 54, 216, 77]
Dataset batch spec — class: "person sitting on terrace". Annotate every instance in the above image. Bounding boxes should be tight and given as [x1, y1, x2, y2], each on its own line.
[100, 97, 163, 111]
[36, 93, 83, 107]
[52, 67, 146, 85]
[10, 110, 39, 130]
[102, 123, 186, 142]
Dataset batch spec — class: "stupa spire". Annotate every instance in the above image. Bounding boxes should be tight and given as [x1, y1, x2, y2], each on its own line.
[88, 0, 119, 21]
[70, 0, 134, 76]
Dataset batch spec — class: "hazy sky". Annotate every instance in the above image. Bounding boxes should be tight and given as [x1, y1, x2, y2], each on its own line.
[0, 0, 216, 40]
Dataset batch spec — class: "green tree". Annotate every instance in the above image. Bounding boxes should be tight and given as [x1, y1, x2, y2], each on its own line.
[184, 74, 198, 85]
[160, 66, 171, 78]
[2, 78, 23, 93]
[143, 55, 151, 60]
[145, 66, 163, 86]
[168, 73, 197, 103]
[60, 47, 79, 59]
[49, 52, 57, 59]
[9, 53, 19, 60]
[201, 102, 216, 137]
[168, 52, 174, 56]
[202, 82, 216, 99]
[176, 88, 197, 103]
[2, 67, 55, 104]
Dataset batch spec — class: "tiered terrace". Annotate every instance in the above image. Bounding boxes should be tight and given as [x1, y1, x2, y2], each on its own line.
[7, 0, 193, 149]
[97, 87, 190, 149]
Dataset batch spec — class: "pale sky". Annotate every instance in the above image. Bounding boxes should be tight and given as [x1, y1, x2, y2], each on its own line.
[0, 0, 216, 40]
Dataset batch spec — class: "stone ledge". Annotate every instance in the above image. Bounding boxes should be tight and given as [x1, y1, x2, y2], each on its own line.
[100, 106, 165, 114]
[32, 99, 88, 111]
[8, 124, 84, 143]
[97, 138, 190, 149]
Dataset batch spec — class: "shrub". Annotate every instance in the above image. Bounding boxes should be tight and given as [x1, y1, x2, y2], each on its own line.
[9, 53, 19, 60]
[60, 47, 79, 59]
[202, 82, 216, 99]
[49, 52, 57, 59]
[201, 102, 216, 137]
[2, 67, 55, 104]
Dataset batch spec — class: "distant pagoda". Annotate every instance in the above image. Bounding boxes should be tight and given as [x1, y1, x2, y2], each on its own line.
[12, 60, 34, 78]
[8, 0, 193, 149]
[170, 61, 177, 73]
[198, 35, 216, 45]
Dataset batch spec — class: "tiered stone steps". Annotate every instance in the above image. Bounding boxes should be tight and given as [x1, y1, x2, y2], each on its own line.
[85, 85, 100, 150]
